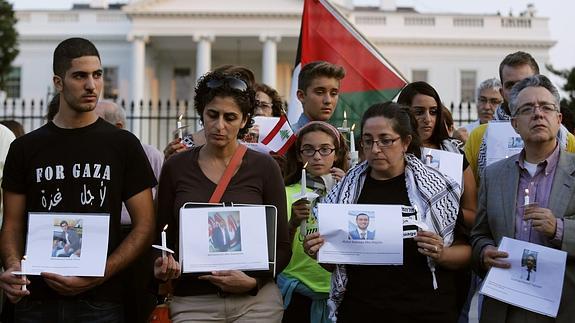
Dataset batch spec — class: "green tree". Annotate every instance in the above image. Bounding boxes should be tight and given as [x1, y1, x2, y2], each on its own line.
[546, 64, 575, 109]
[0, 0, 19, 91]
[547, 64, 575, 132]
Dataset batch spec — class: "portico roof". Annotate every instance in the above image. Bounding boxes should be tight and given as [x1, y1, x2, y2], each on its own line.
[123, 0, 306, 17]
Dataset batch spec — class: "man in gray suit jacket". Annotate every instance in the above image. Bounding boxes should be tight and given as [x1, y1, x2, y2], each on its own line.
[471, 75, 575, 323]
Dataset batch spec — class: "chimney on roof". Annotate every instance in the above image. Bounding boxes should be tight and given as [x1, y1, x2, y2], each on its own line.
[380, 0, 397, 11]
[90, 0, 109, 9]
[526, 3, 536, 17]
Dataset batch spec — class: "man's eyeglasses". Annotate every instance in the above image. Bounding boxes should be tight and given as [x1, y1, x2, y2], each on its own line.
[206, 77, 248, 92]
[360, 137, 401, 149]
[255, 100, 272, 109]
[300, 147, 336, 157]
[478, 97, 503, 106]
[514, 103, 558, 117]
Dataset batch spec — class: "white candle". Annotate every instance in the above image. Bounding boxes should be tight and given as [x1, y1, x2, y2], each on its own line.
[342, 110, 348, 129]
[177, 115, 183, 139]
[21, 256, 27, 291]
[524, 188, 530, 206]
[301, 162, 308, 196]
[161, 224, 168, 259]
[349, 124, 356, 153]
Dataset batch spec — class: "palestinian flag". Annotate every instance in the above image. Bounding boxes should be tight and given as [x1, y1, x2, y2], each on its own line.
[287, 0, 407, 128]
[261, 115, 296, 155]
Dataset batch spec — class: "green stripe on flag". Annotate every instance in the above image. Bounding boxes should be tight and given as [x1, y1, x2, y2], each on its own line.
[329, 88, 403, 130]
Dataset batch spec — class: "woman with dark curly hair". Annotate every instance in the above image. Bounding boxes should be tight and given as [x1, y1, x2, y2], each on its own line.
[163, 65, 256, 158]
[254, 83, 284, 117]
[154, 67, 290, 322]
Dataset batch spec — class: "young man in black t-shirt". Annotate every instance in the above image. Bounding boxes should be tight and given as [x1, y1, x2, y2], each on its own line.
[0, 37, 157, 321]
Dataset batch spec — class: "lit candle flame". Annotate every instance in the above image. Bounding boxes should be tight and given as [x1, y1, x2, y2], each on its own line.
[303, 162, 308, 169]
[178, 114, 183, 121]
[524, 188, 530, 206]
[351, 124, 355, 131]
[163, 224, 168, 231]
[343, 111, 347, 119]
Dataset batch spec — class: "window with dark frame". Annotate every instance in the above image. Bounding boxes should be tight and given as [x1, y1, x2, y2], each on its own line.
[460, 70, 477, 102]
[103, 66, 119, 99]
[411, 69, 428, 83]
[5, 67, 21, 98]
[174, 68, 192, 102]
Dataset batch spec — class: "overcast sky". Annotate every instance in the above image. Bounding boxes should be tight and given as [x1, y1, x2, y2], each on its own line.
[9, 0, 574, 71]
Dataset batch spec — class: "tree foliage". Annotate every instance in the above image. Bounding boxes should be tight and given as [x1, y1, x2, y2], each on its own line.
[546, 64, 575, 108]
[547, 64, 575, 132]
[0, 0, 19, 91]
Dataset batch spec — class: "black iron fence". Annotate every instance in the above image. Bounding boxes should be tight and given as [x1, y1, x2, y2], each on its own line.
[0, 99, 201, 150]
[0, 99, 479, 150]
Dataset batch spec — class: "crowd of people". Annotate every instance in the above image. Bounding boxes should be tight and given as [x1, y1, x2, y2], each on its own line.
[0, 36, 572, 323]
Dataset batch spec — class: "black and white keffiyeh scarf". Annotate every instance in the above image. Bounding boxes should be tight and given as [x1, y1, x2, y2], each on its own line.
[440, 138, 464, 154]
[306, 173, 336, 197]
[476, 105, 568, 180]
[322, 153, 461, 322]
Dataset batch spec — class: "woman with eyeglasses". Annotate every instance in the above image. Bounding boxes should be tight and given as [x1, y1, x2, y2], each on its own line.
[154, 68, 290, 322]
[278, 121, 349, 323]
[302, 102, 466, 322]
[397, 81, 475, 321]
[254, 83, 284, 117]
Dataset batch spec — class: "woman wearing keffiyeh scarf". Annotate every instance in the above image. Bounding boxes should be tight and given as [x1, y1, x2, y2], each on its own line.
[398, 81, 477, 230]
[303, 103, 467, 323]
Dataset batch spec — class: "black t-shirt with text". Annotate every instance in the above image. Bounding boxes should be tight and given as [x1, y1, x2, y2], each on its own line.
[2, 118, 157, 302]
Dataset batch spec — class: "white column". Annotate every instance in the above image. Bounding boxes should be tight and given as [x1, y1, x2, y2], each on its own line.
[128, 34, 148, 140]
[194, 34, 214, 81]
[260, 35, 281, 88]
[130, 34, 148, 102]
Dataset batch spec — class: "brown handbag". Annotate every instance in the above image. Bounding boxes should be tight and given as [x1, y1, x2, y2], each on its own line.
[148, 144, 247, 323]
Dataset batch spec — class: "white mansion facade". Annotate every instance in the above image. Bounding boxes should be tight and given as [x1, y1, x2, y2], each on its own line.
[8, 0, 554, 114]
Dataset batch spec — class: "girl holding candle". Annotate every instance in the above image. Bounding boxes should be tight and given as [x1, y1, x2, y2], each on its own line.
[279, 121, 349, 323]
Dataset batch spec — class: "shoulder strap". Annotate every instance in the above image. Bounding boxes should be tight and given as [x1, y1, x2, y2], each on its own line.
[208, 144, 248, 203]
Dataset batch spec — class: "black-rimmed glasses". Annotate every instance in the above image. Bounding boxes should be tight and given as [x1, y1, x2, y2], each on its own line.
[360, 137, 401, 149]
[206, 77, 248, 92]
[300, 147, 336, 157]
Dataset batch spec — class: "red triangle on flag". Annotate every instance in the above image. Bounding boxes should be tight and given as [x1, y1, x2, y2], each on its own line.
[288, 0, 407, 127]
[301, 0, 406, 93]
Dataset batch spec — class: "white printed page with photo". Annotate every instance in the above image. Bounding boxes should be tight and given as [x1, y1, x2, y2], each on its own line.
[179, 206, 269, 273]
[317, 203, 403, 265]
[421, 147, 463, 187]
[23, 213, 110, 276]
[485, 121, 523, 166]
[480, 237, 567, 318]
